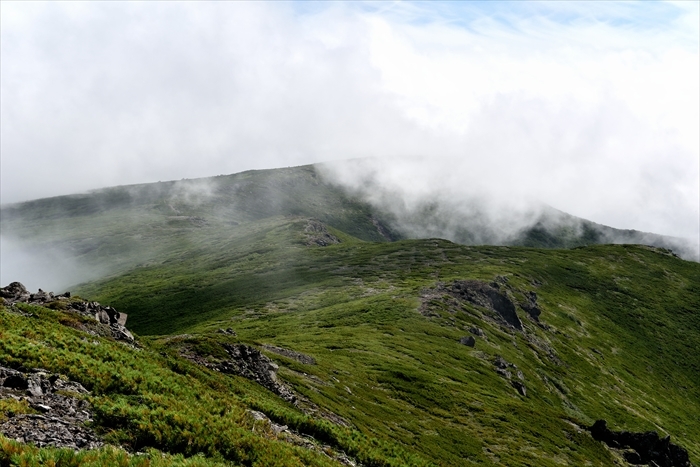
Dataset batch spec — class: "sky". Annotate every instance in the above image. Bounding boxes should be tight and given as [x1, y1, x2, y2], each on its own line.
[1, 1, 698, 240]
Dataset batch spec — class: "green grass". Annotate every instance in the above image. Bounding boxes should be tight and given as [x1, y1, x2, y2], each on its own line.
[68, 222, 700, 466]
[2, 164, 699, 466]
[1, 436, 233, 467]
[3, 164, 687, 291]
[0, 304, 432, 467]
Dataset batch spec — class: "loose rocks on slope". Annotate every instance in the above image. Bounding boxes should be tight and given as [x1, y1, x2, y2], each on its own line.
[589, 420, 691, 467]
[1, 282, 134, 343]
[421, 279, 524, 331]
[304, 219, 340, 247]
[0, 366, 102, 450]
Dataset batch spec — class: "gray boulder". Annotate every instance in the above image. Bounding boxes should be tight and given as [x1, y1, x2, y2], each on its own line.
[459, 336, 476, 347]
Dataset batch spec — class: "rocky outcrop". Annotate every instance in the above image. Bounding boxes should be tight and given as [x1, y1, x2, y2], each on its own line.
[589, 420, 691, 467]
[420, 277, 545, 333]
[246, 410, 358, 466]
[1, 281, 75, 307]
[520, 291, 541, 322]
[1, 282, 133, 343]
[493, 356, 526, 396]
[0, 366, 102, 450]
[370, 215, 399, 242]
[180, 342, 296, 403]
[458, 336, 476, 347]
[179, 340, 352, 428]
[304, 219, 340, 247]
[220, 344, 297, 403]
[69, 300, 133, 342]
[262, 345, 317, 365]
[450, 280, 523, 330]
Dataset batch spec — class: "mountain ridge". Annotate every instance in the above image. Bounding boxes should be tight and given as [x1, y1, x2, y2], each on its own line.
[1, 163, 695, 293]
[1, 162, 699, 466]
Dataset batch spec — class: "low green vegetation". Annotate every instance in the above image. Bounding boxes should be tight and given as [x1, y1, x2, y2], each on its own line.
[4, 219, 697, 465]
[1, 165, 698, 466]
[1, 437, 232, 467]
[0, 304, 431, 466]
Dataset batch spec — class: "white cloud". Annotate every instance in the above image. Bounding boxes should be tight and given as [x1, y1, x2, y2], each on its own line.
[0, 1, 697, 242]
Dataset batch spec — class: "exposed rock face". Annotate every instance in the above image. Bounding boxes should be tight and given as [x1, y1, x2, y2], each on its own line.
[493, 356, 526, 396]
[69, 301, 133, 343]
[0, 282, 32, 303]
[180, 342, 296, 403]
[450, 280, 523, 331]
[589, 420, 691, 467]
[1, 282, 133, 343]
[421, 277, 545, 334]
[304, 219, 340, 247]
[180, 341, 351, 428]
[511, 381, 527, 397]
[0, 366, 102, 450]
[262, 345, 317, 365]
[459, 336, 476, 347]
[220, 344, 297, 403]
[246, 409, 358, 466]
[370, 215, 399, 242]
[520, 291, 541, 322]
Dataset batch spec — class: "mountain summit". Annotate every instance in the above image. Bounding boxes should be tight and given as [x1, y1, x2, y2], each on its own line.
[1, 163, 699, 466]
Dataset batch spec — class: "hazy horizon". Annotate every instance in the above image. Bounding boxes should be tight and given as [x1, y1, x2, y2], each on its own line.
[2, 1, 698, 241]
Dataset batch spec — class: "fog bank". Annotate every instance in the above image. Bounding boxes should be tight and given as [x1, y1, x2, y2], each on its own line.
[318, 157, 700, 261]
[2, 2, 697, 243]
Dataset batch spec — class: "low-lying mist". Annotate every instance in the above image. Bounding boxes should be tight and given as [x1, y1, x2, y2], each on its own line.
[317, 158, 700, 261]
[0, 235, 100, 293]
[1, 158, 697, 295]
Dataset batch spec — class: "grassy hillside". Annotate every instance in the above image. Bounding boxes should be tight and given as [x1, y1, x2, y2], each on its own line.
[2, 164, 698, 466]
[2, 229, 698, 465]
[70, 216, 699, 465]
[2, 164, 692, 293]
[1, 301, 428, 467]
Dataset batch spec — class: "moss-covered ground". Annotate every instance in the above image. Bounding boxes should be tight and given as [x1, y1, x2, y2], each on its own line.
[71, 219, 700, 465]
[1, 165, 698, 466]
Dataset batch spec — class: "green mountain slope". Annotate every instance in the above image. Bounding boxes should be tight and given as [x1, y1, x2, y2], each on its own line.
[3, 221, 698, 465]
[1, 164, 693, 293]
[1, 164, 698, 466]
[73, 217, 699, 464]
[1, 300, 428, 467]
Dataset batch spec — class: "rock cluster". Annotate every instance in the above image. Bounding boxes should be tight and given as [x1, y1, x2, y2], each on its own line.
[520, 291, 541, 322]
[589, 420, 691, 467]
[0, 366, 102, 450]
[262, 344, 317, 365]
[304, 219, 340, 247]
[1, 282, 133, 343]
[247, 410, 358, 466]
[493, 356, 527, 396]
[181, 342, 296, 403]
[450, 280, 524, 330]
[220, 344, 297, 403]
[458, 336, 476, 347]
[421, 277, 544, 334]
[0, 281, 58, 304]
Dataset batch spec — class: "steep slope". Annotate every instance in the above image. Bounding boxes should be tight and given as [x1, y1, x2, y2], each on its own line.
[1, 164, 694, 293]
[2, 233, 698, 466]
[69, 218, 700, 466]
[2, 164, 698, 465]
[1, 293, 429, 467]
